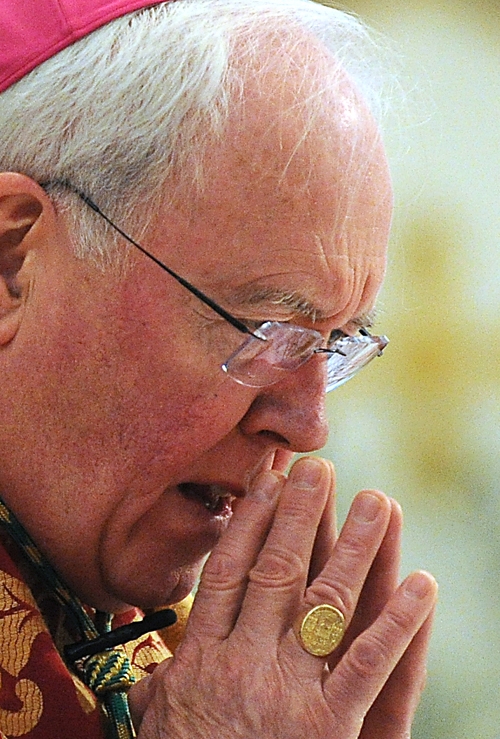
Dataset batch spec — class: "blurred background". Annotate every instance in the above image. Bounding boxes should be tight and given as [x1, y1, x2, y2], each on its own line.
[322, 1, 500, 737]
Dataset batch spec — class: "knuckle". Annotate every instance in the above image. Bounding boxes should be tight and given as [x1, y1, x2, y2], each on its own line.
[249, 546, 306, 590]
[344, 632, 393, 681]
[200, 550, 243, 593]
[309, 577, 356, 615]
[281, 496, 317, 519]
[385, 604, 416, 635]
[337, 533, 373, 561]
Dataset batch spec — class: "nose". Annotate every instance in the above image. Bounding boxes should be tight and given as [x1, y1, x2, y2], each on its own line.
[238, 357, 330, 453]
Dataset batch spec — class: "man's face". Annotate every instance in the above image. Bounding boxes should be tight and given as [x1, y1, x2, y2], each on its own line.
[2, 55, 392, 611]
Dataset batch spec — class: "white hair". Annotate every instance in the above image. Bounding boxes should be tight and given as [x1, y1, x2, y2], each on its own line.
[0, 0, 388, 265]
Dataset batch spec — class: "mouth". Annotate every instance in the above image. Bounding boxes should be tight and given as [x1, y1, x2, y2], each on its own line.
[177, 483, 237, 516]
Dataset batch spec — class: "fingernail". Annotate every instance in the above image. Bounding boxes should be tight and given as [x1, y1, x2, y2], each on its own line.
[291, 458, 323, 489]
[404, 571, 437, 599]
[352, 492, 382, 522]
[247, 471, 281, 502]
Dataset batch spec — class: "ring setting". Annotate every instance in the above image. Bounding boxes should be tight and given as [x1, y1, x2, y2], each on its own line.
[295, 604, 346, 657]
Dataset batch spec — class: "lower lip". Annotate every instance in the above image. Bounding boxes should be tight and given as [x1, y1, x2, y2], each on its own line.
[176, 485, 234, 524]
[201, 495, 233, 518]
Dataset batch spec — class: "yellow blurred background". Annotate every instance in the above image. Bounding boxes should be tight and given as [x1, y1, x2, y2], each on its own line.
[322, 1, 500, 737]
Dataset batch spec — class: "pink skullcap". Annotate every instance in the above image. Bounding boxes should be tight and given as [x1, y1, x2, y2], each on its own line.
[0, 0, 169, 93]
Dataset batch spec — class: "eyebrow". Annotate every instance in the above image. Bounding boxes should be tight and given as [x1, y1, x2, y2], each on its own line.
[225, 285, 377, 328]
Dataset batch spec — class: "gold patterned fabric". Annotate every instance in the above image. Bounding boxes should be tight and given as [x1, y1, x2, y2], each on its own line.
[0, 532, 191, 738]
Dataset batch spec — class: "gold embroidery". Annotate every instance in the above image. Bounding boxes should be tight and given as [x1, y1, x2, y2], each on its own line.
[0, 680, 43, 738]
[0, 566, 189, 736]
[124, 627, 172, 681]
[157, 594, 193, 655]
[0, 571, 46, 735]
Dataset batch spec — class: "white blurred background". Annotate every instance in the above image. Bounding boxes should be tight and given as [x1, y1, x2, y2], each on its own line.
[322, 1, 500, 737]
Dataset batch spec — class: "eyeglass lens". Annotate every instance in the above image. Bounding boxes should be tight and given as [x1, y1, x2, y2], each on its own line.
[223, 322, 387, 391]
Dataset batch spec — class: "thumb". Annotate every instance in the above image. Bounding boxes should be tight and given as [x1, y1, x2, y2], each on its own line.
[128, 658, 172, 730]
[128, 673, 155, 730]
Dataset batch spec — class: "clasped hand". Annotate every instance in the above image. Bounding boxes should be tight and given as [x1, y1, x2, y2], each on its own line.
[129, 457, 437, 738]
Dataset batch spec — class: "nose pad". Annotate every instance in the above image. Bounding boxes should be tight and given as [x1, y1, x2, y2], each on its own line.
[238, 357, 330, 453]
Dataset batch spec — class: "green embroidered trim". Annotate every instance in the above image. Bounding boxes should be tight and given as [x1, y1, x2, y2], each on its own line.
[0, 496, 136, 739]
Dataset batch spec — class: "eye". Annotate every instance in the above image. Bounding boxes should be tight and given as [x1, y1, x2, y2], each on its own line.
[238, 318, 273, 335]
[326, 329, 347, 349]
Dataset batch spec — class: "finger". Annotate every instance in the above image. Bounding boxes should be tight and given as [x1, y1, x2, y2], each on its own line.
[332, 497, 403, 664]
[304, 489, 393, 618]
[324, 571, 438, 734]
[357, 498, 403, 612]
[359, 604, 437, 739]
[272, 448, 294, 474]
[128, 657, 175, 731]
[277, 490, 391, 676]
[308, 460, 337, 583]
[128, 668, 159, 730]
[185, 469, 282, 642]
[234, 457, 333, 641]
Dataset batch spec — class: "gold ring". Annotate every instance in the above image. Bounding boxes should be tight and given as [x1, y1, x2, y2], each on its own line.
[294, 604, 346, 657]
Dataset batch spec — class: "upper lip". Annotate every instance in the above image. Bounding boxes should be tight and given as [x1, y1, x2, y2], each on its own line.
[177, 482, 245, 499]
[175, 449, 282, 501]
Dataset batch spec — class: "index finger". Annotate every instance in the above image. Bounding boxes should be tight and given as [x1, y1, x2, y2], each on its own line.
[184, 469, 282, 642]
[188, 457, 332, 646]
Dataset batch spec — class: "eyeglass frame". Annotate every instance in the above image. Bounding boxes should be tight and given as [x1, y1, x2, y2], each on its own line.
[40, 180, 388, 392]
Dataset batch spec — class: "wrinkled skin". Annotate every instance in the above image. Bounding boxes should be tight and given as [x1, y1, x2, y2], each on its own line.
[0, 31, 437, 739]
[129, 458, 437, 739]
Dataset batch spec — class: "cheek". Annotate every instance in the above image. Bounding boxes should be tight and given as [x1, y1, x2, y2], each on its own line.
[115, 275, 253, 445]
[165, 389, 251, 460]
[95, 388, 253, 608]
[118, 376, 251, 476]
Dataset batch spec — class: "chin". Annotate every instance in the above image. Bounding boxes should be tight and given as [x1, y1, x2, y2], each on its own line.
[101, 561, 204, 613]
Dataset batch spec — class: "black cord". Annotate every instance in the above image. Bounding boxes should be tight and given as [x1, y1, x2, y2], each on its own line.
[64, 608, 177, 662]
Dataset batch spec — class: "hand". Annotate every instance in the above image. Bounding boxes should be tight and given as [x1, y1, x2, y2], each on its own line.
[129, 457, 437, 739]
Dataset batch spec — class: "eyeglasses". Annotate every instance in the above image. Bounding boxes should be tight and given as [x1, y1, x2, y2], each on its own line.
[41, 181, 388, 392]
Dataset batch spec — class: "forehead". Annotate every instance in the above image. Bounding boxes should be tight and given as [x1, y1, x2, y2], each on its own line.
[155, 38, 392, 326]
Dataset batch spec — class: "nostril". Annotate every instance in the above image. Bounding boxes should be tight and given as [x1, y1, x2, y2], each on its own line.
[257, 430, 290, 447]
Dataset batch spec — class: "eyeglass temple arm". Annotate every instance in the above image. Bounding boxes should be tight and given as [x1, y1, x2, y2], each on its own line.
[40, 180, 256, 337]
[80, 192, 257, 336]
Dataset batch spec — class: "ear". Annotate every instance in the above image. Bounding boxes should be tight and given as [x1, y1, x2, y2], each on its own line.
[0, 173, 49, 345]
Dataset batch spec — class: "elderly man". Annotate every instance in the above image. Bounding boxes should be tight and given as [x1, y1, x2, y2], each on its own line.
[0, 1, 437, 737]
